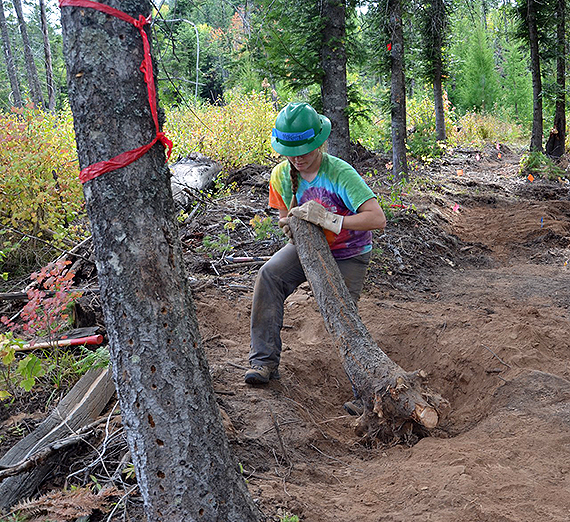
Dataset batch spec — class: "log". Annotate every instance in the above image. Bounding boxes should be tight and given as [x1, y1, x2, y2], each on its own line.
[0, 367, 115, 509]
[289, 217, 446, 442]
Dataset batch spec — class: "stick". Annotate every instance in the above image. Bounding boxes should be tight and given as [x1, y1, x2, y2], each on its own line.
[225, 256, 271, 263]
[0, 288, 100, 302]
[481, 344, 512, 369]
[268, 405, 290, 467]
[4, 226, 92, 263]
[0, 415, 115, 481]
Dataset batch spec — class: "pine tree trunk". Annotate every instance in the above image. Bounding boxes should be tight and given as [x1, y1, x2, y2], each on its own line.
[545, 0, 565, 158]
[389, 0, 408, 181]
[290, 217, 444, 441]
[59, 2, 261, 521]
[431, 0, 446, 142]
[0, 0, 22, 107]
[320, 0, 351, 161]
[12, 0, 44, 108]
[39, 0, 55, 111]
[433, 53, 446, 142]
[527, 0, 543, 152]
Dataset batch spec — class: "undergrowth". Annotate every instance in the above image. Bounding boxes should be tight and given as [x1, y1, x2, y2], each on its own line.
[0, 92, 531, 281]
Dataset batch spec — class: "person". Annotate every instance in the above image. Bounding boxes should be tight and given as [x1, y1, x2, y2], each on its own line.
[245, 102, 386, 385]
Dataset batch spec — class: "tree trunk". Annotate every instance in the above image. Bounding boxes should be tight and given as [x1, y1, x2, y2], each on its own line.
[59, 2, 261, 521]
[389, 0, 408, 181]
[12, 0, 44, 108]
[320, 0, 351, 161]
[0, 0, 22, 107]
[431, 0, 446, 142]
[290, 217, 445, 442]
[39, 0, 55, 111]
[527, 0, 543, 152]
[545, 0, 565, 158]
[433, 48, 446, 142]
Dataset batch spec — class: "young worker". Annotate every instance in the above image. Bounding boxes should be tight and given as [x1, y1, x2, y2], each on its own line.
[245, 102, 386, 385]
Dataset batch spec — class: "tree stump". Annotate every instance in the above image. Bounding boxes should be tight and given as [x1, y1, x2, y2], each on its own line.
[290, 217, 446, 443]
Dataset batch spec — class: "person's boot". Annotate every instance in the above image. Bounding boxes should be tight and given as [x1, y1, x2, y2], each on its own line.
[343, 399, 364, 416]
[244, 365, 280, 385]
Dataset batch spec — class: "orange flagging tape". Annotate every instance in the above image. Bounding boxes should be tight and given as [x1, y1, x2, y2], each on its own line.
[59, 0, 172, 183]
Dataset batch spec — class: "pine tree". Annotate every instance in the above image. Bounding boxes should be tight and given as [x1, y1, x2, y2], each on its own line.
[418, 0, 451, 141]
[0, 0, 21, 107]
[457, 25, 500, 112]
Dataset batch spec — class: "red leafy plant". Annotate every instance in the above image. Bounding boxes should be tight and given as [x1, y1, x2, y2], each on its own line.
[0, 260, 83, 393]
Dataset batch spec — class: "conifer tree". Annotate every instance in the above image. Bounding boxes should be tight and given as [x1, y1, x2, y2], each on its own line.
[545, 0, 565, 157]
[0, 0, 21, 107]
[367, 0, 408, 180]
[457, 25, 500, 112]
[13, 0, 44, 108]
[514, 0, 547, 152]
[252, 0, 353, 160]
[418, 0, 450, 141]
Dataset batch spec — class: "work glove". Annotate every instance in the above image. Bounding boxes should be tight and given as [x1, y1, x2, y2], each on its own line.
[289, 200, 344, 235]
[278, 217, 294, 243]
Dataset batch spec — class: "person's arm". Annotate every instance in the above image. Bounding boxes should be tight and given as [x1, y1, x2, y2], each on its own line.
[341, 197, 386, 231]
[277, 209, 289, 228]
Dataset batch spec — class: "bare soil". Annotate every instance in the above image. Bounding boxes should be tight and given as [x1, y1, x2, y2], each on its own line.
[192, 146, 570, 521]
[2, 145, 570, 521]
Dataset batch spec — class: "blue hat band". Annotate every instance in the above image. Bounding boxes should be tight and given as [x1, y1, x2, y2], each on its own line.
[272, 128, 316, 143]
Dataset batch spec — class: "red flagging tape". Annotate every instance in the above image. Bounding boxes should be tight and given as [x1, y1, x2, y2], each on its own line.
[59, 0, 173, 183]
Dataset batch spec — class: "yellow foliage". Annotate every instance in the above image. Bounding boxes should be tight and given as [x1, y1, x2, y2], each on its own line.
[165, 91, 279, 170]
[0, 106, 83, 239]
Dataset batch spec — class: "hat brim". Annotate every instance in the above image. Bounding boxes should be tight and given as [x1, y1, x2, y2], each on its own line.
[271, 115, 331, 157]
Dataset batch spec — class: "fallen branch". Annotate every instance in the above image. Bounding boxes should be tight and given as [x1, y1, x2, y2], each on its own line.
[0, 288, 100, 302]
[0, 415, 116, 482]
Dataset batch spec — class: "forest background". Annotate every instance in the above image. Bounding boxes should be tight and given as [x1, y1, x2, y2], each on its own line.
[0, 0, 565, 279]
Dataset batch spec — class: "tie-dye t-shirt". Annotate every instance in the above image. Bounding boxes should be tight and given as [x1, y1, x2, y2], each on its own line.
[269, 153, 375, 259]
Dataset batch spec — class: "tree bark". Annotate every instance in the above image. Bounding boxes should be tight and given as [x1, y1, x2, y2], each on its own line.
[290, 217, 444, 442]
[545, 0, 565, 158]
[39, 0, 56, 111]
[320, 0, 351, 161]
[388, 0, 408, 181]
[12, 0, 44, 108]
[433, 50, 446, 142]
[59, 2, 261, 521]
[0, 0, 22, 107]
[526, 0, 543, 152]
[431, 0, 446, 142]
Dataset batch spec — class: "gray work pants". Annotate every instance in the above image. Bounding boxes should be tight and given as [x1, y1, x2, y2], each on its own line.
[249, 242, 371, 370]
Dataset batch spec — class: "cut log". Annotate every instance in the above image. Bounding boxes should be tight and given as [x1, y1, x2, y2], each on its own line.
[289, 216, 446, 442]
[0, 367, 115, 509]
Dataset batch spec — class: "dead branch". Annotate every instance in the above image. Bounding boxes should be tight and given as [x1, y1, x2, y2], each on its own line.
[0, 415, 117, 482]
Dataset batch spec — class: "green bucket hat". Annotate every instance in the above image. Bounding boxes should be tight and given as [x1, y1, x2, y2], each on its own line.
[271, 102, 331, 157]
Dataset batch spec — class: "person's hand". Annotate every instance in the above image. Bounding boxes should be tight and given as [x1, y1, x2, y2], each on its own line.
[278, 216, 294, 243]
[289, 200, 343, 234]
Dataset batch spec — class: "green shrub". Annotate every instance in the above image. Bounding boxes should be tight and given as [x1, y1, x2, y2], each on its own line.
[519, 151, 565, 180]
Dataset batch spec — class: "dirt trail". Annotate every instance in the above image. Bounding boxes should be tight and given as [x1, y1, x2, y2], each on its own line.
[2, 149, 569, 521]
[195, 154, 570, 521]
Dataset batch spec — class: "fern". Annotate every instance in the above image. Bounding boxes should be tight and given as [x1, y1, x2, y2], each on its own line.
[13, 487, 118, 522]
